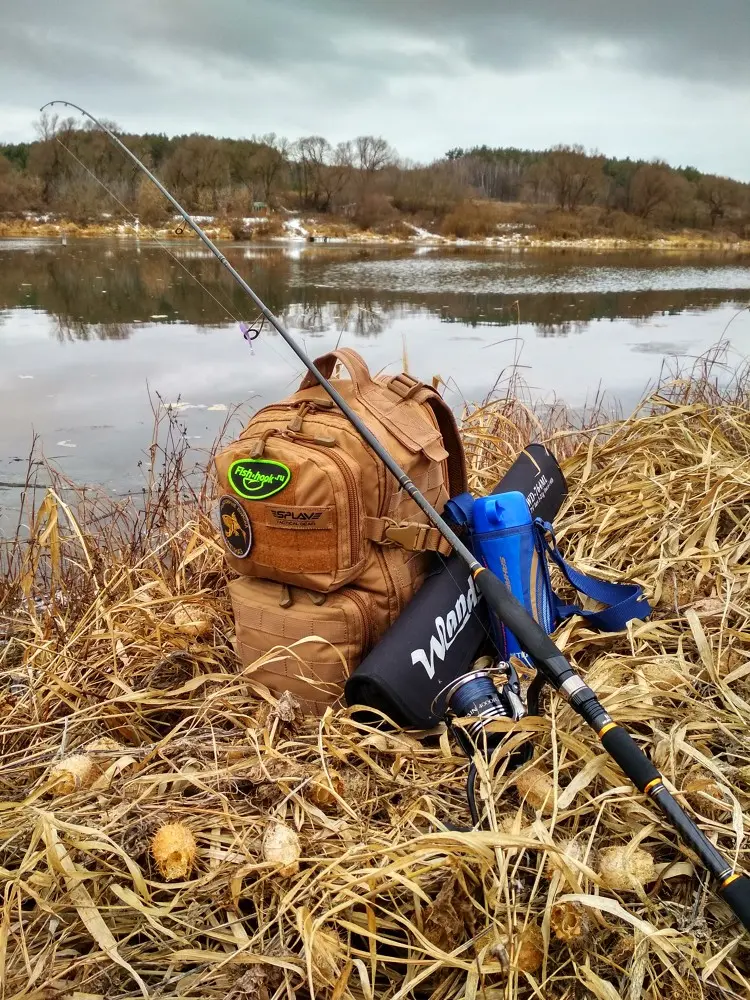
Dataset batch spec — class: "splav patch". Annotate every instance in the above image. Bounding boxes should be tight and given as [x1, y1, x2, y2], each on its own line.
[219, 495, 253, 558]
[228, 458, 291, 501]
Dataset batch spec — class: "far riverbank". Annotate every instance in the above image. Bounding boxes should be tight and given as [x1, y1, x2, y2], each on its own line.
[2, 214, 750, 253]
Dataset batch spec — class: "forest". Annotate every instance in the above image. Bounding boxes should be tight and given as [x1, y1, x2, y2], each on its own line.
[1, 112, 749, 240]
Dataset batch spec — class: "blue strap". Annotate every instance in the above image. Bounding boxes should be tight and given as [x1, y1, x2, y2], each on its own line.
[444, 492, 475, 529]
[536, 520, 651, 632]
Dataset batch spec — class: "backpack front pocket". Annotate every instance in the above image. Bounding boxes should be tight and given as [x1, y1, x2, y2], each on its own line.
[229, 577, 374, 712]
[216, 436, 366, 591]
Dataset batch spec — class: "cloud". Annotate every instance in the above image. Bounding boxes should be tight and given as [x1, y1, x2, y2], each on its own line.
[1, 0, 748, 179]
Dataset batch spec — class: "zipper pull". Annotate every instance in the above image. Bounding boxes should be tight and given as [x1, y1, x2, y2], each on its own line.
[285, 429, 336, 447]
[250, 429, 278, 457]
[278, 583, 292, 608]
[288, 402, 310, 433]
[304, 589, 326, 606]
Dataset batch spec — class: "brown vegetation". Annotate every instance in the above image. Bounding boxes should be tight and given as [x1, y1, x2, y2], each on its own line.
[441, 200, 502, 238]
[3, 114, 749, 243]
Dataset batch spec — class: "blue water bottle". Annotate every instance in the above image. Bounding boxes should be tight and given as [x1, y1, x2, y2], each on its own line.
[471, 491, 555, 659]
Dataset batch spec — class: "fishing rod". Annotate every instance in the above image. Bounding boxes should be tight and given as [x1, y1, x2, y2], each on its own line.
[43, 100, 750, 931]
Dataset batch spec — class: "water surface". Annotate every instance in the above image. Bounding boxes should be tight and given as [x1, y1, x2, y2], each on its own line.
[2, 239, 749, 533]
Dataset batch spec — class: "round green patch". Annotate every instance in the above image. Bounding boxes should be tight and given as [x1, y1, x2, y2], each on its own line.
[228, 458, 291, 501]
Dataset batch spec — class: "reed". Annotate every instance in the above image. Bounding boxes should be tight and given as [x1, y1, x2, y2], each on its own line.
[1, 349, 749, 998]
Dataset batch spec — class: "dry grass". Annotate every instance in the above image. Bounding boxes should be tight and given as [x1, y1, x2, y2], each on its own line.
[4, 212, 749, 250]
[2, 351, 750, 998]
[0, 218, 232, 240]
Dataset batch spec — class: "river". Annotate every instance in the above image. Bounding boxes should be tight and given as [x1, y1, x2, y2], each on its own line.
[1, 238, 749, 533]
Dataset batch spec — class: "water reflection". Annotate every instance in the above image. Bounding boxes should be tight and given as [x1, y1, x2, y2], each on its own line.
[1, 240, 749, 343]
[2, 238, 750, 535]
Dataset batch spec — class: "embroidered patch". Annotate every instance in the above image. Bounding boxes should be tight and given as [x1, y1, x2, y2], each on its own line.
[228, 458, 291, 501]
[219, 495, 253, 558]
[269, 507, 331, 529]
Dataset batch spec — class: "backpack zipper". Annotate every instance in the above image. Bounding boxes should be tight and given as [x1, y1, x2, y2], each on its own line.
[306, 440, 362, 564]
[273, 434, 362, 569]
[241, 399, 334, 437]
[347, 589, 372, 651]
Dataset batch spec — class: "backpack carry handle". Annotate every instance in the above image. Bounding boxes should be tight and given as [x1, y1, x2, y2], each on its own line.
[299, 348, 374, 394]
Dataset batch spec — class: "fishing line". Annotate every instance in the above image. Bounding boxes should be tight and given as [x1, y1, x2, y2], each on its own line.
[52, 132, 300, 377]
[56, 112, 510, 745]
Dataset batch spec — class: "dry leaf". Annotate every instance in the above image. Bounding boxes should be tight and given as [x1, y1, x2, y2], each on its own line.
[422, 875, 476, 952]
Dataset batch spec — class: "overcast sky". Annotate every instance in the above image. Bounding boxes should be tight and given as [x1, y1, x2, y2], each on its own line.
[2, 0, 748, 179]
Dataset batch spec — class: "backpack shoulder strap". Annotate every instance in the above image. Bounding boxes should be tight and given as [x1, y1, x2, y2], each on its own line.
[299, 354, 468, 498]
[536, 521, 651, 631]
[404, 382, 468, 498]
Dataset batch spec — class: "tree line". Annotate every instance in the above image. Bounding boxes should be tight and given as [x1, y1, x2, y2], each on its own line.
[1, 112, 748, 237]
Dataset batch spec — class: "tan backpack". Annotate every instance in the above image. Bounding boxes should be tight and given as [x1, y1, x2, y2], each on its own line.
[214, 348, 467, 711]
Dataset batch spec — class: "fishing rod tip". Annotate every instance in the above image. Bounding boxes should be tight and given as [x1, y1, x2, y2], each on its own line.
[39, 99, 75, 113]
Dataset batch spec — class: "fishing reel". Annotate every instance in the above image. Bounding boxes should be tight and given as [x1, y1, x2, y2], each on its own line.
[433, 658, 542, 825]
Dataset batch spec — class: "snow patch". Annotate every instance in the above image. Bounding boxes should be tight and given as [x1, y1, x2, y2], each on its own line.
[404, 222, 445, 242]
[284, 217, 309, 239]
[174, 214, 216, 224]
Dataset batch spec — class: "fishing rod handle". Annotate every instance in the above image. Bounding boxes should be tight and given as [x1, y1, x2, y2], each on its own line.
[599, 722, 750, 931]
[719, 876, 750, 931]
[473, 567, 750, 930]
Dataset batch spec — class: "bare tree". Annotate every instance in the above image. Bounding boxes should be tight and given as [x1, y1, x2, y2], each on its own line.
[291, 136, 332, 209]
[29, 114, 77, 202]
[162, 135, 230, 211]
[354, 135, 393, 174]
[391, 161, 468, 215]
[521, 161, 548, 203]
[0, 155, 39, 213]
[544, 145, 604, 212]
[317, 141, 354, 211]
[228, 138, 264, 206]
[251, 133, 289, 207]
[135, 175, 170, 226]
[33, 110, 62, 141]
[628, 163, 673, 219]
[352, 135, 393, 206]
[663, 173, 695, 226]
[697, 175, 740, 227]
